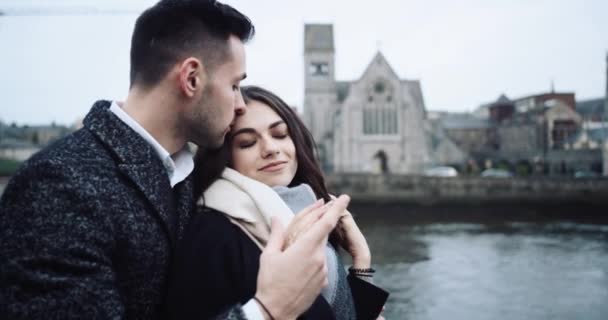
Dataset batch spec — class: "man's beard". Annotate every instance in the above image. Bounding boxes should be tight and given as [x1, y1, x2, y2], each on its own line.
[184, 100, 226, 149]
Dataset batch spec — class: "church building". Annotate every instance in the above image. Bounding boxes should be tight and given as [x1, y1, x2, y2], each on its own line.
[303, 24, 430, 173]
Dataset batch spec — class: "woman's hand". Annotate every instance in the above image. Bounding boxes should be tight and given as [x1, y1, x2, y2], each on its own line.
[336, 208, 371, 268]
[283, 196, 372, 269]
[283, 199, 329, 250]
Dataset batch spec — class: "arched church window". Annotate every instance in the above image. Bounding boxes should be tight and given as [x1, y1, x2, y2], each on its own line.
[362, 107, 398, 135]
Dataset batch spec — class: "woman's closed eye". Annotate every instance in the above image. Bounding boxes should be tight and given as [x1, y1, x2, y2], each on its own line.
[237, 139, 256, 149]
[270, 124, 289, 139]
[233, 134, 256, 149]
[273, 132, 288, 139]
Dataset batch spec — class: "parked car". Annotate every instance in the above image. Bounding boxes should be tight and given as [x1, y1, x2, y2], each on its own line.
[573, 170, 599, 178]
[481, 168, 513, 178]
[424, 166, 458, 177]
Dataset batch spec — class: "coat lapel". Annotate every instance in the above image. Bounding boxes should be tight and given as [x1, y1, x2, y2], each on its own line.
[83, 100, 179, 246]
[173, 175, 194, 241]
[118, 163, 177, 245]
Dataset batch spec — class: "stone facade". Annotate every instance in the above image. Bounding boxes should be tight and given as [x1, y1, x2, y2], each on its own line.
[304, 24, 430, 173]
[544, 100, 582, 149]
[498, 123, 541, 157]
[426, 119, 467, 166]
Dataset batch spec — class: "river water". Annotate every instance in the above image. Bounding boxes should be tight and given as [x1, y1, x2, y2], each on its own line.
[355, 213, 608, 319]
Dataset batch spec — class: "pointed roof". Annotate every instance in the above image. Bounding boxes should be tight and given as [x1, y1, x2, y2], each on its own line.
[359, 51, 401, 81]
[494, 94, 512, 105]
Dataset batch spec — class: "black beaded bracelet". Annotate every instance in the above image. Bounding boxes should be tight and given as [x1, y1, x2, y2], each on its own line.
[348, 267, 376, 274]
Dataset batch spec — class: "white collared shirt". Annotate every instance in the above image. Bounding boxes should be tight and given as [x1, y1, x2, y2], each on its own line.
[109, 102, 194, 187]
[109, 101, 264, 319]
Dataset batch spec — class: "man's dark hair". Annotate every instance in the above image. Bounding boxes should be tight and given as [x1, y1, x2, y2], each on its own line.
[130, 0, 255, 88]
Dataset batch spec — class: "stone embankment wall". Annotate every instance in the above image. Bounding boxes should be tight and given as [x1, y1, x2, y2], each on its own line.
[326, 174, 608, 205]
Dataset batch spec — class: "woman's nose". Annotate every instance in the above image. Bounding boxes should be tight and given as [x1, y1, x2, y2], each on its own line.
[261, 139, 280, 158]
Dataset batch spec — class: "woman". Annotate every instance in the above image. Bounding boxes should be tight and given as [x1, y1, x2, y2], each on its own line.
[167, 86, 388, 319]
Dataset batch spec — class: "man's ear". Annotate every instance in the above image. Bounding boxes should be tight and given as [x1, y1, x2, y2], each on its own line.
[178, 57, 206, 97]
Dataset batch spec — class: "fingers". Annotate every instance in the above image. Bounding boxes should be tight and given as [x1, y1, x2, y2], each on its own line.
[340, 209, 352, 218]
[284, 200, 330, 249]
[293, 201, 329, 231]
[264, 217, 286, 253]
[296, 198, 324, 216]
[298, 195, 351, 246]
[318, 194, 350, 231]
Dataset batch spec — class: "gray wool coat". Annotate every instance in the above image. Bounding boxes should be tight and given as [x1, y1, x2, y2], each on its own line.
[0, 100, 245, 320]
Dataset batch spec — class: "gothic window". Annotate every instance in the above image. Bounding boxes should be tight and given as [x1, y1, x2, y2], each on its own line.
[309, 62, 329, 76]
[363, 108, 398, 135]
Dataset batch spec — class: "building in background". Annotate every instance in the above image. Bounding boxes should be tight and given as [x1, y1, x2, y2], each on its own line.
[0, 122, 73, 162]
[303, 24, 430, 173]
[449, 87, 604, 176]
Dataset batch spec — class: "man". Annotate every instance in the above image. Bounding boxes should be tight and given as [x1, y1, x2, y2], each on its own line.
[0, 1, 349, 319]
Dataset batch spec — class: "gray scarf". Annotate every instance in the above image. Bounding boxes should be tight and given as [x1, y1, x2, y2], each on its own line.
[274, 185, 356, 320]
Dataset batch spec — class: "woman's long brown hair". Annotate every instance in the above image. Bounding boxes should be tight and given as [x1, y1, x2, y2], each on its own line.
[192, 85, 340, 242]
[193, 85, 331, 202]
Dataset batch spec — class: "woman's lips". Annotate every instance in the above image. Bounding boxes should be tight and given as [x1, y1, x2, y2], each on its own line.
[259, 161, 287, 172]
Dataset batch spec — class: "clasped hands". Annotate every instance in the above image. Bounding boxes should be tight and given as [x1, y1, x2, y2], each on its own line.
[284, 196, 371, 268]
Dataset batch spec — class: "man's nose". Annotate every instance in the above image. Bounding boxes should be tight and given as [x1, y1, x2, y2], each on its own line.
[234, 90, 246, 116]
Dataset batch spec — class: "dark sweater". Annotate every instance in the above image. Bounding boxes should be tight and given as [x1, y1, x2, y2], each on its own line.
[167, 207, 389, 320]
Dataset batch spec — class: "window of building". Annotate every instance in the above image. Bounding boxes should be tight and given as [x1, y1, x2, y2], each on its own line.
[363, 108, 398, 135]
[309, 62, 329, 76]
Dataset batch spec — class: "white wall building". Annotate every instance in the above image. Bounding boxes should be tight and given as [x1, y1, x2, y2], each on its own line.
[303, 24, 430, 173]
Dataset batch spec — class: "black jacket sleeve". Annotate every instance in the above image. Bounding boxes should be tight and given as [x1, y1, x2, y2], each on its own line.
[167, 210, 257, 319]
[348, 274, 389, 320]
[166, 209, 337, 320]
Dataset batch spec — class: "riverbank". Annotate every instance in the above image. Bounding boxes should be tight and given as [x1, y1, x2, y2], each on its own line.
[350, 201, 608, 225]
[327, 174, 608, 206]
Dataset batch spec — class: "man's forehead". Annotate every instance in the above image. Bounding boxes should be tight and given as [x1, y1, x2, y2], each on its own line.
[216, 36, 246, 76]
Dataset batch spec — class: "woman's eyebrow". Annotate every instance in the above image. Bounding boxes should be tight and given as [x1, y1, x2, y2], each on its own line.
[268, 120, 286, 129]
[231, 127, 257, 138]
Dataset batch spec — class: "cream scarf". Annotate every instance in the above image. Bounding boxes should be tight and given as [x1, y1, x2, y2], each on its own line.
[199, 168, 355, 316]
[198, 167, 295, 248]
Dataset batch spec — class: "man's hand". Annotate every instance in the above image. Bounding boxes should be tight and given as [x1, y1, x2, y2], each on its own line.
[283, 199, 332, 250]
[254, 195, 351, 319]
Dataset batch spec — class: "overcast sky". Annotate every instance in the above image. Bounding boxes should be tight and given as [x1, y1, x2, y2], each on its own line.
[0, 0, 607, 125]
